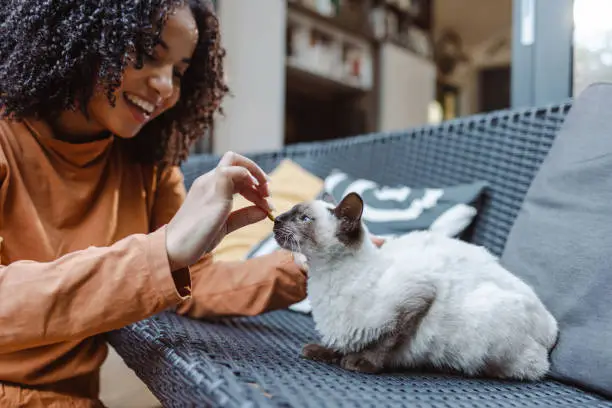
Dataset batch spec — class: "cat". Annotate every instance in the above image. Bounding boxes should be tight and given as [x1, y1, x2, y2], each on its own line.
[272, 192, 558, 380]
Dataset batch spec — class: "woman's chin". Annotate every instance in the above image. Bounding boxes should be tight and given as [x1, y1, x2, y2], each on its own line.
[107, 120, 145, 139]
[112, 130, 141, 139]
[106, 106, 155, 139]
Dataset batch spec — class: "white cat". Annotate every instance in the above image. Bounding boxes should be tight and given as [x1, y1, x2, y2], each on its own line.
[272, 192, 558, 380]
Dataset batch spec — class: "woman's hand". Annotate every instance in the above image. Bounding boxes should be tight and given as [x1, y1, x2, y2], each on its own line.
[166, 152, 272, 270]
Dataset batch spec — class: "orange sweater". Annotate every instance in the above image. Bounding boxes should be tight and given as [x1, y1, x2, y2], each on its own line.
[0, 118, 306, 406]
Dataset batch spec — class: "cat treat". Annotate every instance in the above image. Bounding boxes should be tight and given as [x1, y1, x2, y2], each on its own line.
[272, 192, 558, 380]
[257, 204, 275, 221]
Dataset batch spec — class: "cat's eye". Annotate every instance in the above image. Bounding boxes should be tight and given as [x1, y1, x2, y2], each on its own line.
[300, 214, 312, 222]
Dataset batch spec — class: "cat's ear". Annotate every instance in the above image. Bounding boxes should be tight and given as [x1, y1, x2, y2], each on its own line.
[334, 192, 363, 223]
[321, 191, 337, 205]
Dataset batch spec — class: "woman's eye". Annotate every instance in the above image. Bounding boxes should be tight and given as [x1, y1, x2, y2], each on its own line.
[300, 214, 312, 222]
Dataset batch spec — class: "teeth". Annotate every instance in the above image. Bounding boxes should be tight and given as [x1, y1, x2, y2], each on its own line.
[125, 93, 154, 115]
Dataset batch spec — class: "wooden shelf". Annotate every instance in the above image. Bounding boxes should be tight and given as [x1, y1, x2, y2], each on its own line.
[383, 1, 416, 17]
[284, 0, 433, 145]
[287, 1, 377, 44]
[286, 60, 371, 98]
[374, 0, 432, 31]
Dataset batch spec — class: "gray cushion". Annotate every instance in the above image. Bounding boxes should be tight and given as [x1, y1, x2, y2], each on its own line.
[501, 82, 612, 398]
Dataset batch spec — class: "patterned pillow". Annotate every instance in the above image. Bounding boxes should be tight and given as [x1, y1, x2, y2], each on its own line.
[247, 170, 487, 258]
[323, 170, 487, 238]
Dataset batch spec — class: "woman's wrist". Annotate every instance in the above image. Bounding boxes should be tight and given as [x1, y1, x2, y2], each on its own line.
[171, 267, 192, 298]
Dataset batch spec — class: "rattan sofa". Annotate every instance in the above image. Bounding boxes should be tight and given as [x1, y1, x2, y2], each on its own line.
[107, 96, 612, 408]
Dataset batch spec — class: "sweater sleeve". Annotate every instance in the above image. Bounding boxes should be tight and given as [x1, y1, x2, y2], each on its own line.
[151, 166, 307, 319]
[174, 250, 307, 318]
[0, 151, 188, 354]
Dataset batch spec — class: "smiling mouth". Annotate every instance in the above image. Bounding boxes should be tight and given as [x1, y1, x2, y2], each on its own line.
[124, 93, 155, 119]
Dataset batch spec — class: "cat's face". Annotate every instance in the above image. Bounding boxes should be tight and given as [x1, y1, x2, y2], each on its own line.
[272, 193, 365, 259]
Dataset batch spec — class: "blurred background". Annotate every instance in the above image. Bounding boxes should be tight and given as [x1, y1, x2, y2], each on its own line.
[190, 0, 612, 157]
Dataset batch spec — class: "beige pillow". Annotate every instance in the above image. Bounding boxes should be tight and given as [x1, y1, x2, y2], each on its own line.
[212, 159, 323, 261]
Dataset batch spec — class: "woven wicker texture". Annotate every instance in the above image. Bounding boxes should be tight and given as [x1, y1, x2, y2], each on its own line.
[107, 102, 612, 406]
[111, 310, 612, 407]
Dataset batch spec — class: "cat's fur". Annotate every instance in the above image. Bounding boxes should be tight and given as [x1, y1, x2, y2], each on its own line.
[272, 193, 558, 380]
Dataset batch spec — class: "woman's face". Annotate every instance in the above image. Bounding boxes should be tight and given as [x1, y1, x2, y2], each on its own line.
[84, 4, 199, 139]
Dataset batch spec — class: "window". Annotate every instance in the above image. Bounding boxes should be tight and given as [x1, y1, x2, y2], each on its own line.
[573, 0, 612, 95]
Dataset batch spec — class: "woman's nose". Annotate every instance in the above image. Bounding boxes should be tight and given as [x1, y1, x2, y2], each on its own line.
[148, 67, 174, 99]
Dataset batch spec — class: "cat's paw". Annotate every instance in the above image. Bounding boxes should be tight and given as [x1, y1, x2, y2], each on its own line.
[340, 353, 382, 374]
[292, 252, 309, 273]
[301, 343, 342, 365]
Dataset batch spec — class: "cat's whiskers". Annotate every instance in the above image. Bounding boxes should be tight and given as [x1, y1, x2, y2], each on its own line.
[291, 234, 303, 255]
[285, 228, 301, 253]
[276, 225, 300, 252]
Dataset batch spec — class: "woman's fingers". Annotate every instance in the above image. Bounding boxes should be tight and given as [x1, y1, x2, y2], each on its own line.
[218, 166, 272, 212]
[225, 206, 267, 234]
[218, 152, 270, 197]
[239, 185, 273, 213]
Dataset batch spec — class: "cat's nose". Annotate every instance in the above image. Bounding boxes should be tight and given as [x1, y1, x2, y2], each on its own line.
[273, 213, 287, 226]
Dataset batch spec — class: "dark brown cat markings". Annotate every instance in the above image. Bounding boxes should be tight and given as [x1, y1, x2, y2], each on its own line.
[301, 286, 436, 374]
[273, 193, 364, 251]
[273, 204, 318, 247]
[332, 193, 364, 247]
[301, 344, 343, 365]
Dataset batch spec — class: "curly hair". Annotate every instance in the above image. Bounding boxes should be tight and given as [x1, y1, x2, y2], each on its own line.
[0, 0, 228, 165]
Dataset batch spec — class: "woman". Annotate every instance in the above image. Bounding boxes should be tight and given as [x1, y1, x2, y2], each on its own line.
[0, 1, 308, 406]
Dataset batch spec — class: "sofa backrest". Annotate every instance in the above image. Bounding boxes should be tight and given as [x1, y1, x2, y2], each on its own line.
[182, 102, 572, 257]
